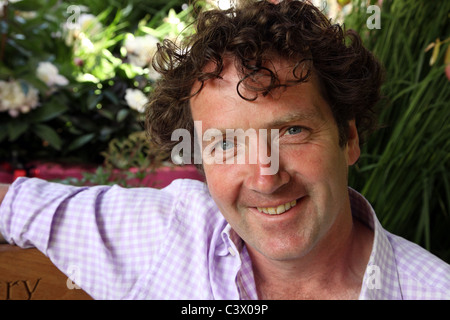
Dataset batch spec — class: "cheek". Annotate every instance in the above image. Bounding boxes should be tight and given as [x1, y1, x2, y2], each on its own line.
[283, 143, 348, 189]
[301, 146, 350, 218]
[203, 164, 240, 212]
[281, 145, 325, 177]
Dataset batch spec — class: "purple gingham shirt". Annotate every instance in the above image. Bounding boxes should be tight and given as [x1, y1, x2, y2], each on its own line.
[1, 177, 449, 299]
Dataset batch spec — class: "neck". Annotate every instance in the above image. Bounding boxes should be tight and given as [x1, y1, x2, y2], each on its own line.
[247, 204, 373, 299]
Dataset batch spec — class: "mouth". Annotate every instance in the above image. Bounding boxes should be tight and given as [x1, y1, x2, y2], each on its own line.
[256, 199, 298, 215]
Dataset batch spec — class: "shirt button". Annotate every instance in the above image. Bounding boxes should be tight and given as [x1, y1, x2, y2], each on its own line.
[228, 247, 236, 257]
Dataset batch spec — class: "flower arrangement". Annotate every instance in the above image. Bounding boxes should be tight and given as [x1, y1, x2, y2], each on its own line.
[0, 0, 193, 166]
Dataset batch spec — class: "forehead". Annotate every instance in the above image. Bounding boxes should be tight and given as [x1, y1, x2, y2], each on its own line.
[194, 55, 305, 92]
[189, 57, 331, 130]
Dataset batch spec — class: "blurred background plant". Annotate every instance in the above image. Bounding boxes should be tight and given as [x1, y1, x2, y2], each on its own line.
[58, 131, 171, 187]
[342, 0, 450, 263]
[0, 0, 191, 167]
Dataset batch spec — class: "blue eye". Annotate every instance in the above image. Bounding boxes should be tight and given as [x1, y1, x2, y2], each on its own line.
[220, 140, 235, 150]
[286, 126, 303, 135]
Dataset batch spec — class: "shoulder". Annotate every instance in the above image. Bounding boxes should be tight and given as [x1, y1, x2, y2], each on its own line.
[386, 231, 450, 299]
[163, 178, 215, 211]
[162, 178, 224, 227]
[102, 178, 220, 231]
[163, 178, 209, 196]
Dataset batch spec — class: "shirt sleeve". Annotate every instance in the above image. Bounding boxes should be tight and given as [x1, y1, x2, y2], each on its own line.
[0, 177, 177, 299]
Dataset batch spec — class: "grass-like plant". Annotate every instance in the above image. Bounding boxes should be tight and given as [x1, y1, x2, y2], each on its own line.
[345, 0, 450, 262]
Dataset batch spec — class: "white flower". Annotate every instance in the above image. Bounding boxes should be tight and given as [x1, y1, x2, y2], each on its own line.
[78, 13, 102, 34]
[64, 12, 102, 47]
[0, 80, 39, 117]
[124, 34, 159, 68]
[36, 62, 69, 87]
[124, 88, 148, 113]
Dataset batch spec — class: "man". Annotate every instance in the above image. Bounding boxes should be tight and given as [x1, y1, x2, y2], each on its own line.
[0, 0, 449, 299]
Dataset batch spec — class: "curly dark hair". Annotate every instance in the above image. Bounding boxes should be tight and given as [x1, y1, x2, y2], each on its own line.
[146, 0, 384, 161]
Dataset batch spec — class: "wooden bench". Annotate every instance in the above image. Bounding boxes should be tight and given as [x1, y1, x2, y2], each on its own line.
[0, 245, 92, 300]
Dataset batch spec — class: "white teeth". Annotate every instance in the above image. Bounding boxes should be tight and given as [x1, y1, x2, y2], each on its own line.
[257, 199, 297, 215]
[276, 204, 285, 214]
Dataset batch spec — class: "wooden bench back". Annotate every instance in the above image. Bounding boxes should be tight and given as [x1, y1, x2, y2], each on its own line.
[0, 245, 92, 300]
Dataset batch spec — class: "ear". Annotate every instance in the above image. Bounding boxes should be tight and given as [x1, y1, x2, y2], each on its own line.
[346, 119, 360, 166]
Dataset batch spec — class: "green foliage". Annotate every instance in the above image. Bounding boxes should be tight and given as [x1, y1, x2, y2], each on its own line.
[102, 131, 170, 171]
[58, 131, 171, 187]
[345, 0, 450, 262]
[0, 0, 191, 165]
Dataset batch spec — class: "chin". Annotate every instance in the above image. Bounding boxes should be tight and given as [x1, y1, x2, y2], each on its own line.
[249, 233, 317, 262]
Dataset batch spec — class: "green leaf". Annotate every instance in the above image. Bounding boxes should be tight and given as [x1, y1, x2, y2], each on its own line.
[0, 125, 8, 142]
[103, 90, 119, 105]
[6, 39, 32, 57]
[87, 94, 102, 110]
[10, 0, 46, 11]
[0, 65, 13, 79]
[7, 121, 29, 141]
[32, 124, 62, 150]
[19, 72, 49, 93]
[66, 133, 95, 152]
[116, 109, 129, 122]
[97, 109, 115, 120]
[28, 100, 69, 123]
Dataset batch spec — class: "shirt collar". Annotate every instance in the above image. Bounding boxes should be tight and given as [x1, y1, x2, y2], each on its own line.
[219, 224, 243, 256]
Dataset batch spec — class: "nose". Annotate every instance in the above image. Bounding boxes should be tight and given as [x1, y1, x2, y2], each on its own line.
[244, 129, 290, 194]
[244, 160, 290, 195]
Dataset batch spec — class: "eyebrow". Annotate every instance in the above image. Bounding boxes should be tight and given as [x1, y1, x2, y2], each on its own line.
[264, 109, 324, 128]
[198, 106, 325, 136]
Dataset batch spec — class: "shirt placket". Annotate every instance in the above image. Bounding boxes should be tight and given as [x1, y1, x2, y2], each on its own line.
[221, 226, 258, 300]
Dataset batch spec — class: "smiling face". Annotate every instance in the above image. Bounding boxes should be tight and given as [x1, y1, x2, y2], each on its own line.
[190, 58, 360, 263]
